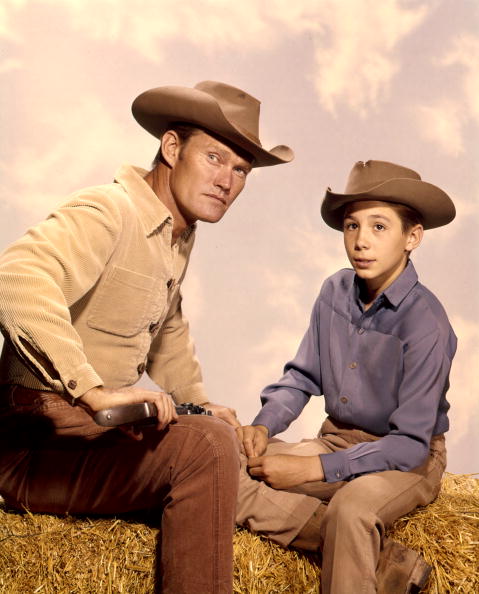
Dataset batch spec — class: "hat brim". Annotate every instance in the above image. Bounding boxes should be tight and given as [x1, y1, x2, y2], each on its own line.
[321, 178, 456, 230]
[132, 86, 293, 168]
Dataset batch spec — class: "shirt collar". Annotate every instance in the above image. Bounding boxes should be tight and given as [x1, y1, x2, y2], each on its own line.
[353, 260, 419, 311]
[382, 260, 418, 308]
[113, 164, 196, 241]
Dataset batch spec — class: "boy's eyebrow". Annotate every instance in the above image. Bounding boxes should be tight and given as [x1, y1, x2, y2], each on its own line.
[344, 212, 393, 223]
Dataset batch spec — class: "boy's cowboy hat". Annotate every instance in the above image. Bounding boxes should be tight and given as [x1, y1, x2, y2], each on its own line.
[321, 160, 456, 230]
[132, 80, 294, 168]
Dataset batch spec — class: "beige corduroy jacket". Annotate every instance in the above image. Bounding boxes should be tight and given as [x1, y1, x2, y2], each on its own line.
[0, 165, 207, 405]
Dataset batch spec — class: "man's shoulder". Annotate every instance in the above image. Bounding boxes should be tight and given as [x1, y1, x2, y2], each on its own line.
[58, 178, 135, 220]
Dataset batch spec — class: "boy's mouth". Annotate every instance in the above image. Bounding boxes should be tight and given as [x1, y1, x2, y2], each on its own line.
[354, 258, 375, 269]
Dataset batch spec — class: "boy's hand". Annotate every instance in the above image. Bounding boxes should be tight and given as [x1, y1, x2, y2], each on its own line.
[247, 454, 324, 489]
[236, 424, 269, 457]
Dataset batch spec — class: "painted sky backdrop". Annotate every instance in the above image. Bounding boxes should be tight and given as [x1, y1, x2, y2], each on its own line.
[1, 0, 478, 473]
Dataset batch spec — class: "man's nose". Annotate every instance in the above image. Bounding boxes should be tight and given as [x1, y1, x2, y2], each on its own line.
[214, 167, 232, 192]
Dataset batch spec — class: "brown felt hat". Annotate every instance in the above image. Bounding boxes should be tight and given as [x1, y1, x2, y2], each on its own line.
[131, 80, 294, 168]
[321, 160, 456, 230]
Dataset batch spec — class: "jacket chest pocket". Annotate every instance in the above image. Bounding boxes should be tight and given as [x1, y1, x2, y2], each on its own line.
[87, 266, 163, 337]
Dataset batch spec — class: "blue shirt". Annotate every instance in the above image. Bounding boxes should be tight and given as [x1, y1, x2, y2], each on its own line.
[253, 261, 457, 483]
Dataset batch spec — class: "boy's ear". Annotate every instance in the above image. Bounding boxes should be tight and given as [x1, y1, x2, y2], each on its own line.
[405, 224, 424, 253]
[160, 130, 182, 168]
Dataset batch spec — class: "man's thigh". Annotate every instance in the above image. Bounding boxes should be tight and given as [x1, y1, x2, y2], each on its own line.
[0, 392, 236, 516]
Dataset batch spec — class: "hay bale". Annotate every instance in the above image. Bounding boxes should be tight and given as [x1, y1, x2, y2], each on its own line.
[0, 473, 477, 593]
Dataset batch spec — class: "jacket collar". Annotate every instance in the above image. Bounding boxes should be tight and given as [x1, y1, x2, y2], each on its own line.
[114, 164, 196, 241]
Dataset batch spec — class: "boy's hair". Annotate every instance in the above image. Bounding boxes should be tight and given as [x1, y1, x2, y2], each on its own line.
[388, 202, 424, 232]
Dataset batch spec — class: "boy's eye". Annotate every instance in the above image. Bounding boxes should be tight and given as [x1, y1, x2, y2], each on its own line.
[344, 222, 357, 230]
[374, 224, 385, 231]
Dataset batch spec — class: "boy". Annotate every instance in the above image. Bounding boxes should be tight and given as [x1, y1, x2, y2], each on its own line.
[236, 160, 457, 593]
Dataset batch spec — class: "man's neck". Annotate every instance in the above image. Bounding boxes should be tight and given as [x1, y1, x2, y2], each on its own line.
[144, 165, 190, 245]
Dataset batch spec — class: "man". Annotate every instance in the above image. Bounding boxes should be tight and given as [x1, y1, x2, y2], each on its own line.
[0, 81, 293, 593]
[236, 160, 456, 593]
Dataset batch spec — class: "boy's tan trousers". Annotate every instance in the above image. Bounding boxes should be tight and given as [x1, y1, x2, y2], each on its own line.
[236, 417, 446, 594]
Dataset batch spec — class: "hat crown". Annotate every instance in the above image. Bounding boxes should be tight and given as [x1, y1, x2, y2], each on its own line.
[345, 160, 421, 194]
[194, 81, 261, 144]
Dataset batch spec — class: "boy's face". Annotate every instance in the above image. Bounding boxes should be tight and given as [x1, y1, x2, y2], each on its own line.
[343, 200, 423, 298]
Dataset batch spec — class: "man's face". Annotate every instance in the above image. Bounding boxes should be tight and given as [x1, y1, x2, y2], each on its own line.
[168, 129, 252, 225]
[343, 200, 420, 296]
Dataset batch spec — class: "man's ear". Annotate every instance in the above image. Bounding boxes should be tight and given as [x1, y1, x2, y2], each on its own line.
[405, 224, 424, 254]
[160, 131, 181, 168]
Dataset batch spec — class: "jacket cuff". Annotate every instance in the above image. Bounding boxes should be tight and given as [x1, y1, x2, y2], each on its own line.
[62, 364, 104, 404]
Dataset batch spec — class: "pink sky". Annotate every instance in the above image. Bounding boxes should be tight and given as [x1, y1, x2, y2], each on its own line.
[0, 0, 478, 473]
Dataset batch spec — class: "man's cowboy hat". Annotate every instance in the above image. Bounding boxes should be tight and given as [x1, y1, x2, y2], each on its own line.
[321, 160, 456, 230]
[132, 80, 294, 168]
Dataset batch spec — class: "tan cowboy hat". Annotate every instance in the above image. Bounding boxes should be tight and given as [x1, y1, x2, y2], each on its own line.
[131, 81, 294, 168]
[321, 160, 456, 230]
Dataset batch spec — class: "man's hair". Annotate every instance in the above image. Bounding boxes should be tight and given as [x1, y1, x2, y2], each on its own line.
[388, 202, 424, 232]
[152, 122, 201, 167]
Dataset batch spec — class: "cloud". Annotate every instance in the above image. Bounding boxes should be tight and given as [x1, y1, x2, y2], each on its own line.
[416, 100, 466, 156]
[447, 315, 479, 449]
[415, 33, 479, 157]
[441, 34, 479, 126]
[0, 95, 147, 219]
[1, 0, 430, 117]
[311, 0, 429, 115]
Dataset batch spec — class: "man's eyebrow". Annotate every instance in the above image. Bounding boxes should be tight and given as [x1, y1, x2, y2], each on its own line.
[207, 143, 253, 170]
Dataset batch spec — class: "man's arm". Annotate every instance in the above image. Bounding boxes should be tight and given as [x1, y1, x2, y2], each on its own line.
[146, 291, 239, 427]
[0, 190, 125, 399]
[237, 297, 323, 454]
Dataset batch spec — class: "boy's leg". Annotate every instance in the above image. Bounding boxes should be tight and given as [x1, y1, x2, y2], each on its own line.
[318, 435, 446, 594]
[0, 388, 240, 594]
[236, 438, 338, 546]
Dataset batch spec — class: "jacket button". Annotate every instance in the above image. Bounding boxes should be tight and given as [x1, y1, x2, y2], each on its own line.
[167, 279, 174, 289]
[358, 328, 365, 335]
[67, 380, 77, 390]
[137, 363, 146, 374]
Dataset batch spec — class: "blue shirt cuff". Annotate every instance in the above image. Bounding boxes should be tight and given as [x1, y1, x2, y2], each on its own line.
[320, 451, 351, 483]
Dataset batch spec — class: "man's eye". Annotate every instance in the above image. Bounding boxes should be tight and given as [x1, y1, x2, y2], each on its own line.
[208, 153, 219, 162]
[234, 167, 248, 177]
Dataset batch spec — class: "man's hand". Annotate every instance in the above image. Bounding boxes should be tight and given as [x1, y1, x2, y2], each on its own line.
[247, 454, 324, 490]
[202, 402, 240, 428]
[78, 386, 178, 432]
[236, 424, 269, 457]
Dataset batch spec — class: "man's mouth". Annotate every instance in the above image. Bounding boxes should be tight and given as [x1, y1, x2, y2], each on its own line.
[206, 193, 227, 205]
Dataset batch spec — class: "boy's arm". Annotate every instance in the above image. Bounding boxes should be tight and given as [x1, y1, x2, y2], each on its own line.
[319, 326, 457, 483]
[249, 297, 323, 437]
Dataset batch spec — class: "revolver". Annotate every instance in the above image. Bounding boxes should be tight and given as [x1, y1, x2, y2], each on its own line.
[93, 401, 212, 427]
